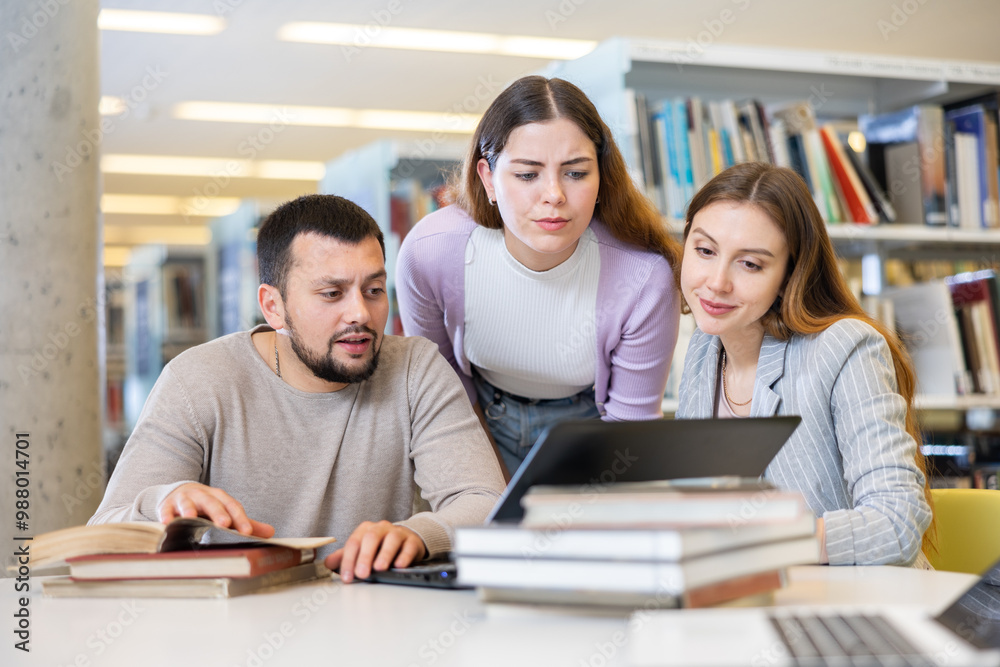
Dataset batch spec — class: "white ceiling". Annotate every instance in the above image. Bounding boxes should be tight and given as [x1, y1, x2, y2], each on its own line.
[100, 0, 1000, 247]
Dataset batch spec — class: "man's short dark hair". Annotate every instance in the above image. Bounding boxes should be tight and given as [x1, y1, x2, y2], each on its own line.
[257, 194, 385, 296]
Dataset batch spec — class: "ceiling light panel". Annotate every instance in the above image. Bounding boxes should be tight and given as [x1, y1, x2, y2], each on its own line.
[277, 22, 596, 60]
[172, 101, 480, 133]
[98, 9, 226, 35]
[101, 155, 325, 181]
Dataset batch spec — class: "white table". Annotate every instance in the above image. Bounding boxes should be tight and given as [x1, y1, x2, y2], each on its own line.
[4, 566, 977, 667]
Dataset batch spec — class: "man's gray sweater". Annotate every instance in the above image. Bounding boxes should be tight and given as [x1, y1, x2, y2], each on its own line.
[90, 327, 506, 558]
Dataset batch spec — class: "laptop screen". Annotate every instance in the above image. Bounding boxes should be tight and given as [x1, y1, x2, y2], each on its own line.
[486, 416, 802, 523]
[934, 556, 1000, 649]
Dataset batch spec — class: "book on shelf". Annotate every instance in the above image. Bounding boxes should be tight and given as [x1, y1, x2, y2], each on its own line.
[477, 568, 787, 611]
[519, 479, 807, 529]
[66, 544, 316, 580]
[946, 270, 1000, 395]
[973, 465, 1000, 490]
[954, 131, 985, 228]
[819, 125, 879, 224]
[454, 513, 816, 563]
[844, 142, 897, 222]
[945, 103, 1000, 229]
[883, 279, 969, 397]
[19, 516, 337, 572]
[772, 101, 842, 223]
[42, 561, 331, 599]
[858, 104, 948, 226]
[455, 536, 819, 596]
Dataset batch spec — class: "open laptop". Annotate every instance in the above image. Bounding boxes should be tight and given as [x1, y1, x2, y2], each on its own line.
[362, 416, 801, 588]
[628, 556, 1000, 667]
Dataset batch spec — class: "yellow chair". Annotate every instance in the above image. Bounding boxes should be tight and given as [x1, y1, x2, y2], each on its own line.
[927, 488, 1000, 574]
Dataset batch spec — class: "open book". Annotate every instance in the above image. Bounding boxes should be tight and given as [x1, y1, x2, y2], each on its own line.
[16, 517, 337, 573]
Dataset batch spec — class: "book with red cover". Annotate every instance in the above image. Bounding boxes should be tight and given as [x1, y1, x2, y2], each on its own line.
[67, 544, 316, 580]
[478, 568, 787, 609]
[819, 125, 878, 224]
[946, 270, 1000, 394]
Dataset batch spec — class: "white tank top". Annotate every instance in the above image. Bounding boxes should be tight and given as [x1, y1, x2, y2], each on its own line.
[463, 225, 599, 399]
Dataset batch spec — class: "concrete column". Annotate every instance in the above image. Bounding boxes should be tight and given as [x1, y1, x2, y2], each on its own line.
[0, 0, 103, 553]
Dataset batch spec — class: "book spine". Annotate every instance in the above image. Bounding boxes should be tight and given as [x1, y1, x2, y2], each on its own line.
[916, 106, 949, 225]
[819, 126, 877, 224]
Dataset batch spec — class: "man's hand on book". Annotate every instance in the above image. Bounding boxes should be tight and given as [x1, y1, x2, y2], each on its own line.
[325, 520, 427, 583]
[159, 483, 275, 538]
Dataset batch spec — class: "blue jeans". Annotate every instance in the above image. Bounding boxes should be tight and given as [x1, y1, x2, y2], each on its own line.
[473, 374, 600, 477]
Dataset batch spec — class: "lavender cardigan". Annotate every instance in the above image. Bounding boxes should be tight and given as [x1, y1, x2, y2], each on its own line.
[396, 205, 680, 421]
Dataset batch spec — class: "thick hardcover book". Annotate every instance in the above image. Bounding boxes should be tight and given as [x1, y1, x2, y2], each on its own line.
[519, 480, 807, 529]
[859, 104, 948, 225]
[455, 514, 816, 562]
[946, 104, 999, 229]
[21, 517, 337, 572]
[42, 561, 331, 599]
[883, 279, 969, 396]
[456, 536, 818, 595]
[478, 569, 787, 610]
[946, 270, 1000, 395]
[67, 544, 315, 580]
[844, 143, 897, 222]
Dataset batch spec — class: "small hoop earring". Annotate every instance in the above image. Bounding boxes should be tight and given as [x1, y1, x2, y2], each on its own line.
[489, 199, 496, 206]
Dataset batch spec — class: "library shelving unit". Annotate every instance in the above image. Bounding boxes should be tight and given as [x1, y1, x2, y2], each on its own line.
[206, 201, 279, 339]
[102, 267, 128, 458]
[319, 138, 467, 335]
[538, 38, 1000, 416]
[121, 244, 209, 433]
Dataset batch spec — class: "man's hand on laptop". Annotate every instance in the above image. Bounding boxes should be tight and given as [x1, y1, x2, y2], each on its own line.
[159, 482, 275, 538]
[325, 520, 427, 583]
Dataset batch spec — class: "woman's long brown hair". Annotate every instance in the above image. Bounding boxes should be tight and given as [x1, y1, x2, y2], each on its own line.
[450, 75, 681, 280]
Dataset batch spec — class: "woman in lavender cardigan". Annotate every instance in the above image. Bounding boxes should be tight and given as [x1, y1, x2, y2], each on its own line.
[397, 75, 681, 478]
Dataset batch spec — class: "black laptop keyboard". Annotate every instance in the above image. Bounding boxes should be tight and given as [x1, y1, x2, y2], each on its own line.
[769, 613, 934, 667]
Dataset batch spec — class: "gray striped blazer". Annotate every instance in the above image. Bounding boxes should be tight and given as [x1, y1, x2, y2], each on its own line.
[677, 318, 931, 566]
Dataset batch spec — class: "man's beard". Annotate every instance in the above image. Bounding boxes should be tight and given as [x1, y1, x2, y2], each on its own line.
[284, 317, 381, 384]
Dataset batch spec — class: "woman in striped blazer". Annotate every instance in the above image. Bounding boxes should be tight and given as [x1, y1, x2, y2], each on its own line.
[677, 161, 933, 566]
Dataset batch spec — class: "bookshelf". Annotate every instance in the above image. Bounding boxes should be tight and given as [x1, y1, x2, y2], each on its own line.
[539, 39, 1000, 418]
[122, 245, 208, 432]
[206, 201, 278, 339]
[319, 139, 466, 335]
[102, 267, 127, 457]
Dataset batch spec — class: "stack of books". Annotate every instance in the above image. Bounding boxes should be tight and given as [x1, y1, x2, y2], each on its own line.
[21, 517, 336, 599]
[454, 479, 819, 609]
